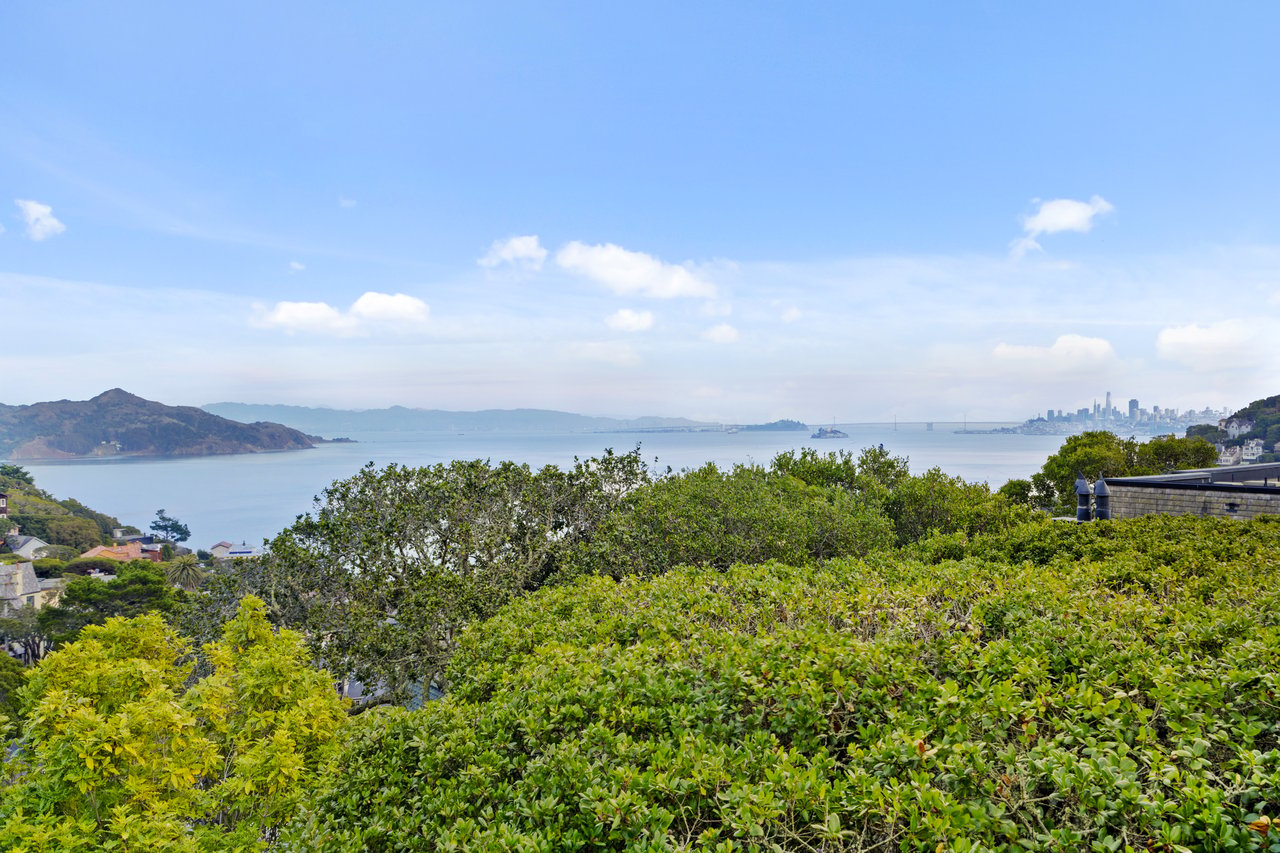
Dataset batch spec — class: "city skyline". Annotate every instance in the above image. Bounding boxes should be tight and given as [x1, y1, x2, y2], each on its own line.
[2, 4, 1278, 422]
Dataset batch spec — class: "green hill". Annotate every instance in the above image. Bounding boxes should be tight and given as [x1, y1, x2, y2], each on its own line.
[0, 389, 317, 461]
[1187, 393, 1280, 457]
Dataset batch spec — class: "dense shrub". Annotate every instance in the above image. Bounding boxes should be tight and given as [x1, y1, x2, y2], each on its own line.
[287, 516, 1280, 851]
[568, 463, 894, 580]
[0, 599, 348, 851]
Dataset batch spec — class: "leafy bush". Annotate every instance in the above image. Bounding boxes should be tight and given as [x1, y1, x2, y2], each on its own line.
[0, 598, 348, 851]
[288, 516, 1280, 852]
[568, 463, 894, 580]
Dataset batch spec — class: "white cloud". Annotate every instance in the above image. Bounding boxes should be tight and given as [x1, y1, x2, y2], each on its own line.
[349, 291, 430, 324]
[992, 334, 1117, 372]
[556, 241, 716, 299]
[702, 323, 739, 344]
[1155, 319, 1265, 371]
[479, 235, 547, 270]
[253, 291, 429, 337]
[289, 261, 305, 273]
[339, 196, 357, 208]
[15, 199, 66, 241]
[781, 306, 802, 323]
[605, 308, 654, 332]
[1011, 195, 1113, 258]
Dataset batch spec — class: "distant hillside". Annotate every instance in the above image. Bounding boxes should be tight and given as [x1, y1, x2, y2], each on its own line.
[740, 419, 809, 432]
[0, 389, 317, 461]
[1187, 394, 1280, 455]
[202, 402, 715, 435]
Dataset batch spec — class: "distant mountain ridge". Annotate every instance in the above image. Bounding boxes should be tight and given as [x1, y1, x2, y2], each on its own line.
[0, 389, 317, 461]
[202, 402, 716, 435]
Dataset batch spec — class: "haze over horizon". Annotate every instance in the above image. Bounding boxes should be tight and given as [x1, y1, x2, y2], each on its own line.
[3, 3, 1276, 423]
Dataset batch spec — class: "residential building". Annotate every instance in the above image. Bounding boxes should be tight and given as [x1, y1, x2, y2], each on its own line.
[1, 562, 61, 614]
[1217, 445, 1243, 466]
[5, 534, 51, 560]
[1224, 419, 1255, 439]
[80, 541, 162, 562]
[1242, 438, 1267, 463]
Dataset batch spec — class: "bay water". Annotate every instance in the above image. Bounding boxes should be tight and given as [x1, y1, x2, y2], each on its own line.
[23, 423, 1066, 552]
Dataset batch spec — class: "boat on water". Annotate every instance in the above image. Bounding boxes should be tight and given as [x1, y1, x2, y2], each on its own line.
[810, 426, 849, 439]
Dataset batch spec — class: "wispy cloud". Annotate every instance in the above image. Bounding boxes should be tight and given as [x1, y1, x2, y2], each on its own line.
[556, 241, 716, 299]
[604, 308, 654, 332]
[288, 261, 305, 273]
[1155, 319, 1269, 371]
[1011, 195, 1113, 258]
[702, 323, 739, 344]
[15, 199, 66, 241]
[992, 334, 1117, 374]
[253, 291, 430, 337]
[338, 196, 357, 208]
[479, 235, 547, 270]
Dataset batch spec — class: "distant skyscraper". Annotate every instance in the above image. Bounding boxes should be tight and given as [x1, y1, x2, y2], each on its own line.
[1128, 398, 1139, 421]
[1105, 391, 1112, 420]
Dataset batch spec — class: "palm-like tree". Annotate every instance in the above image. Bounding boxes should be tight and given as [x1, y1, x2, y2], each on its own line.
[165, 554, 205, 592]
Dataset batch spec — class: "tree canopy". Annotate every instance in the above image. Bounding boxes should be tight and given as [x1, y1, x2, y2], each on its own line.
[206, 450, 652, 703]
[285, 514, 1280, 852]
[1030, 431, 1216, 512]
[37, 561, 180, 647]
[151, 508, 192, 544]
[0, 597, 347, 851]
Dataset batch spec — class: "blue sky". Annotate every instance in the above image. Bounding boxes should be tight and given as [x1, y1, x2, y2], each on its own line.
[3, 2, 1278, 422]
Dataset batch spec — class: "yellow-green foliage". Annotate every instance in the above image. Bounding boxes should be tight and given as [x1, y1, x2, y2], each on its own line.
[286, 515, 1280, 852]
[0, 597, 348, 852]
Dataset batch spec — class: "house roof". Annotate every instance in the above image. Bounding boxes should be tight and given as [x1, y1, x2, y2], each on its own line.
[5, 535, 49, 552]
[0, 562, 40, 602]
[81, 542, 147, 562]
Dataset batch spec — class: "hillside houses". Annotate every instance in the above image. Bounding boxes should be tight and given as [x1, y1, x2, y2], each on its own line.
[0, 561, 61, 615]
[1217, 438, 1279, 466]
[211, 541, 261, 560]
[1220, 417, 1256, 439]
[81, 541, 163, 562]
[4, 534, 51, 560]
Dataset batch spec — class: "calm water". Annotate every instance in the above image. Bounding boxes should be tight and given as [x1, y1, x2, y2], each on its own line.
[23, 423, 1066, 551]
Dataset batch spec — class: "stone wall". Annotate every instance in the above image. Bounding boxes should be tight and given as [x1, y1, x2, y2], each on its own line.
[1109, 484, 1280, 521]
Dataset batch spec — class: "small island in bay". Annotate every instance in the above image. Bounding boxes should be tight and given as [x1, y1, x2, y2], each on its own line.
[0, 389, 322, 461]
[739, 419, 809, 432]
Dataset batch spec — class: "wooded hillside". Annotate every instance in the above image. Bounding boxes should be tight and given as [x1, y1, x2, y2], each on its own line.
[0, 389, 316, 460]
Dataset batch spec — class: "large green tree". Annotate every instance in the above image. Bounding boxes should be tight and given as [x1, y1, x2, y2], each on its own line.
[37, 561, 179, 647]
[771, 446, 1028, 546]
[1034, 431, 1218, 512]
[205, 450, 651, 704]
[0, 604, 50, 665]
[151, 508, 191, 544]
[568, 461, 895, 579]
